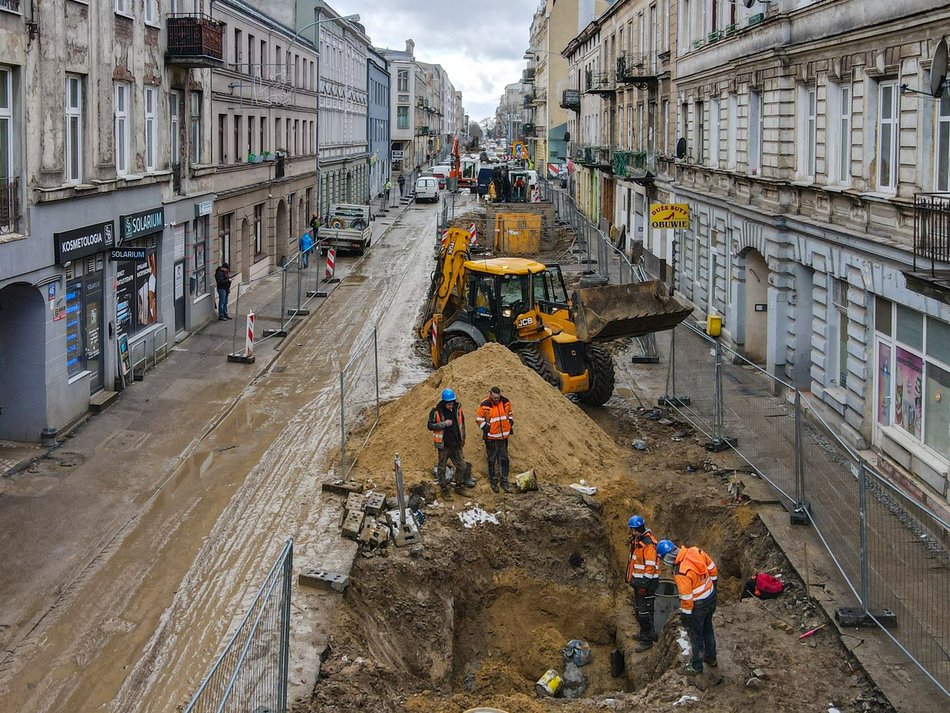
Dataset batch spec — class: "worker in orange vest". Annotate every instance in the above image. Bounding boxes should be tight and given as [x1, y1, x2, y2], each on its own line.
[657, 539, 719, 674]
[625, 515, 659, 651]
[475, 386, 514, 493]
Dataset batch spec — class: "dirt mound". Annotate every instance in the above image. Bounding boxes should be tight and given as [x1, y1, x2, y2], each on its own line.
[349, 343, 628, 493]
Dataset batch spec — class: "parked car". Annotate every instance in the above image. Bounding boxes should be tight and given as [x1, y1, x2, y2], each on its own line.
[476, 167, 495, 195]
[415, 176, 440, 203]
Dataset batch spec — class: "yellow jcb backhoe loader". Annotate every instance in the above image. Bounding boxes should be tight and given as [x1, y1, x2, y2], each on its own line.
[417, 227, 692, 405]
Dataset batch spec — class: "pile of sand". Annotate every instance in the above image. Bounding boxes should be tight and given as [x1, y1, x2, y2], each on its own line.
[349, 343, 628, 490]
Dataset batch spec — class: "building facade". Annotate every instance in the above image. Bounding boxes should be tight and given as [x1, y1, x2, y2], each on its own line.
[366, 47, 390, 204]
[377, 41, 418, 180]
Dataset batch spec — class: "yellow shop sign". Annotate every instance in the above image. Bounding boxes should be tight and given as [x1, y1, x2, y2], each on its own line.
[650, 203, 691, 229]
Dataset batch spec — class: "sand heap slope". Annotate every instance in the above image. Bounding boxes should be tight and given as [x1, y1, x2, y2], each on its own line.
[349, 343, 628, 487]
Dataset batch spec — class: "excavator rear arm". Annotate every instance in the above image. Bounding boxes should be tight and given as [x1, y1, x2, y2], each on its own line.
[417, 227, 472, 341]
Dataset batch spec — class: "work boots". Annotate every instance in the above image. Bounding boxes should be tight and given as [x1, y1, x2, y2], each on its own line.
[489, 479, 500, 493]
[463, 462, 476, 488]
[500, 468, 512, 493]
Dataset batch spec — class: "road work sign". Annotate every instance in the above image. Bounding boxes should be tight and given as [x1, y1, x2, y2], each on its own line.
[650, 203, 691, 229]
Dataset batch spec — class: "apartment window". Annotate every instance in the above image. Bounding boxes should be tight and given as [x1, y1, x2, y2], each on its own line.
[233, 29, 243, 69]
[936, 93, 950, 191]
[219, 213, 232, 266]
[0, 67, 11, 182]
[253, 203, 263, 255]
[799, 86, 816, 179]
[727, 93, 737, 168]
[259, 118, 266, 155]
[680, 101, 689, 156]
[190, 93, 202, 164]
[398, 70, 409, 93]
[694, 101, 704, 164]
[749, 89, 762, 175]
[709, 98, 720, 166]
[660, 0, 668, 52]
[248, 115, 255, 156]
[144, 86, 156, 172]
[878, 82, 898, 191]
[144, 0, 157, 24]
[834, 84, 851, 185]
[217, 113, 227, 163]
[875, 301, 949, 456]
[829, 278, 850, 388]
[637, 104, 644, 151]
[233, 115, 242, 163]
[248, 34, 257, 77]
[661, 99, 668, 154]
[274, 117, 281, 151]
[65, 75, 83, 184]
[169, 90, 180, 166]
[115, 0, 130, 14]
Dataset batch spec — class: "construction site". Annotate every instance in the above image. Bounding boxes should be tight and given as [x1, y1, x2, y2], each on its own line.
[298, 200, 906, 712]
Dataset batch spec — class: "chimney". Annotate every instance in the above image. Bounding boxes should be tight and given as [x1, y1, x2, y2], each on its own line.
[405, 39, 415, 58]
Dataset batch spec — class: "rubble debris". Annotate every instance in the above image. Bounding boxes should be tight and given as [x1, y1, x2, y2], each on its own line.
[535, 669, 562, 697]
[299, 570, 350, 593]
[514, 469, 538, 492]
[561, 639, 592, 667]
[458, 507, 500, 529]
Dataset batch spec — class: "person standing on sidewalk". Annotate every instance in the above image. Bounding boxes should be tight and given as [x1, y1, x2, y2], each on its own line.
[657, 539, 719, 674]
[384, 178, 393, 207]
[625, 515, 659, 651]
[397, 174, 406, 197]
[214, 263, 232, 320]
[475, 386, 514, 493]
[427, 388, 473, 498]
[309, 212, 321, 244]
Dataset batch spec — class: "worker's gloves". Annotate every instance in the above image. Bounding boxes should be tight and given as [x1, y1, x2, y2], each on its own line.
[508, 424, 514, 436]
[481, 425, 490, 439]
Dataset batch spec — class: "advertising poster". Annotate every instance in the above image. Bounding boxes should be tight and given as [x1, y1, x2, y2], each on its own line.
[877, 342, 891, 426]
[115, 261, 135, 338]
[894, 347, 923, 439]
[65, 279, 83, 376]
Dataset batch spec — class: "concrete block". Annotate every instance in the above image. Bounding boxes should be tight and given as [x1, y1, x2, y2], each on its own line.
[344, 492, 365, 512]
[321, 479, 364, 496]
[341, 509, 365, 540]
[363, 491, 386, 515]
[358, 518, 390, 547]
[299, 569, 350, 593]
[386, 508, 421, 547]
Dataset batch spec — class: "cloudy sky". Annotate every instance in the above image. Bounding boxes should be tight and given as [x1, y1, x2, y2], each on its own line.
[328, 0, 539, 123]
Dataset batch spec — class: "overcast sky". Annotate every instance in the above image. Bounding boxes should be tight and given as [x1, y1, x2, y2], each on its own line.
[328, 0, 539, 123]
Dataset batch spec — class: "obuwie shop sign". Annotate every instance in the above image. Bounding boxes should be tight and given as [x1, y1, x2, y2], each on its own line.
[120, 207, 165, 242]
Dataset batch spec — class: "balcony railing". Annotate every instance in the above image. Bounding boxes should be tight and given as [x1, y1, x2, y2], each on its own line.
[0, 176, 20, 233]
[913, 193, 950, 275]
[572, 145, 596, 166]
[523, 94, 535, 108]
[585, 70, 615, 94]
[166, 14, 225, 67]
[532, 89, 547, 104]
[613, 150, 657, 181]
[616, 52, 658, 88]
[523, 67, 536, 83]
[560, 89, 580, 110]
[593, 146, 613, 170]
[523, 123, 536, 136]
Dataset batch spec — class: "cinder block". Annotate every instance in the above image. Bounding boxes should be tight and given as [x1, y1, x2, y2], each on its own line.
[344, 492, 365, 512]
[341, 509, 365, 540]
[321, 479, 364, 496]
[386, 508, 421, 547]
[358, 518, 390, 546]
[299, 569, 350, 592]
[363, 492, 386, 515]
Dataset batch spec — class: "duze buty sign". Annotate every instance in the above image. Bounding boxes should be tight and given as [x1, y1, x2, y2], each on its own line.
[120, 207, 165, 243]
[54, 220, 116, 263]
[649, 203, 691, 229]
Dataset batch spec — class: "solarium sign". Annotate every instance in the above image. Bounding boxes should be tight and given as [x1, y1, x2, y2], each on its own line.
[120, 207, 165, 243]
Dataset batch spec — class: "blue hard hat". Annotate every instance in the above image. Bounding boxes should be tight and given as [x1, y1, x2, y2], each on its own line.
[628, 515, 645, 529]
[441, 388, 456, 402]
[656, 539, 676, 558]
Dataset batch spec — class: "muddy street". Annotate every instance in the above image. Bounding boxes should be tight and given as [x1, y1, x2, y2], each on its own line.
[0, 199, 450, 712]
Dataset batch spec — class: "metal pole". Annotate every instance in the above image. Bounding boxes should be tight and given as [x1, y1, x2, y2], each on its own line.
[278, 265, 287, 332]
[277, 539, 293, 713]
[858, 463, 870, 613]
[669, 327, 677, 396]
[339, 369, 346, 477]
[714, 339, 724, 443]
[295, 256, 303, 315]
[374, 327, 380, 421]
[795, 390, 804, 506]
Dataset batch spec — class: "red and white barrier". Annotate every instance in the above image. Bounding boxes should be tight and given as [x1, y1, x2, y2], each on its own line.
[440, 229, 449, 248]
[325, 247, 336, 281]
[431, 318, 438, 348]
[245, 311, 255, 357]
[468, 222, 478, 246]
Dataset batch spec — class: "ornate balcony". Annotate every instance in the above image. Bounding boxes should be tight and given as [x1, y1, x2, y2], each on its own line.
[523, 67, 536, 84]
[616, 52, 658, 89]
[905, 193, 950, 304]
[585, 70, 615, 95]
[612, 150, 656, 185]
[560, 89, 580, 111]
[166, 14, 225, 68]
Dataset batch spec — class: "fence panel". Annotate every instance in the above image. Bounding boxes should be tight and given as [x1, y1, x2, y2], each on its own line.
[185, 540, 293, 713]
[339, 327, 382, 478]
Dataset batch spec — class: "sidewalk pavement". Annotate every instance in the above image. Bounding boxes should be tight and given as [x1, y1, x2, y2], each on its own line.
[0, 200, 414, 484]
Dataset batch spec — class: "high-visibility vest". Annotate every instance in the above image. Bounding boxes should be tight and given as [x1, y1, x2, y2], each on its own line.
[475, 396, 513, 439]
[673, 546, 718, 614]
[428, 402, 464, 447]
[626, 530, 659, 584]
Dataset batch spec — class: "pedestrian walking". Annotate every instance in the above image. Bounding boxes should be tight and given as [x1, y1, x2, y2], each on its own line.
[384, 178, 393, 206]
[625, 515, 659, 651]
[214, 263, 232, 320]
[309, 212, 321, 241]
[427, 388, 473, 498]
[475, 386, 514, 493]
[398, 174, 406, 197]
[656, 540, 719, 674]
[299, 231, 313, 268]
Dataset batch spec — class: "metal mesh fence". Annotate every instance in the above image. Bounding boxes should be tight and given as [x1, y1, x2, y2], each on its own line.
[184, 539, 293, 713]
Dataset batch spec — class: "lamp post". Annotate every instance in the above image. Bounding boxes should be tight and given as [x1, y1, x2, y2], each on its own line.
[287, 12, 360, 222]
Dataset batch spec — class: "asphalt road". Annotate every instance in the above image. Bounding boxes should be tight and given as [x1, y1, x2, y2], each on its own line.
[0, 197, 445, 712]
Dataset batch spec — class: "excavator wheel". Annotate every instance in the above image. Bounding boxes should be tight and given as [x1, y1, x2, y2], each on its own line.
[577, 343, 615, 406]
[441, 335, 478, 366]
[517, 345, 561, 389]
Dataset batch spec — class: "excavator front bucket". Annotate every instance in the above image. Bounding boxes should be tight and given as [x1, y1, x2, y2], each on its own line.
[571, 280, 693, 342]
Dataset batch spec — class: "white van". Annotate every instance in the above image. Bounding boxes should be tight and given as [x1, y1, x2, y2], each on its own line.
[415, 176, 439, 203]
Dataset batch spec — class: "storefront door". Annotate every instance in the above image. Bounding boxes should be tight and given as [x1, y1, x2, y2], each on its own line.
[174, 260, 185, 333]
[83, 273, 104, 392]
